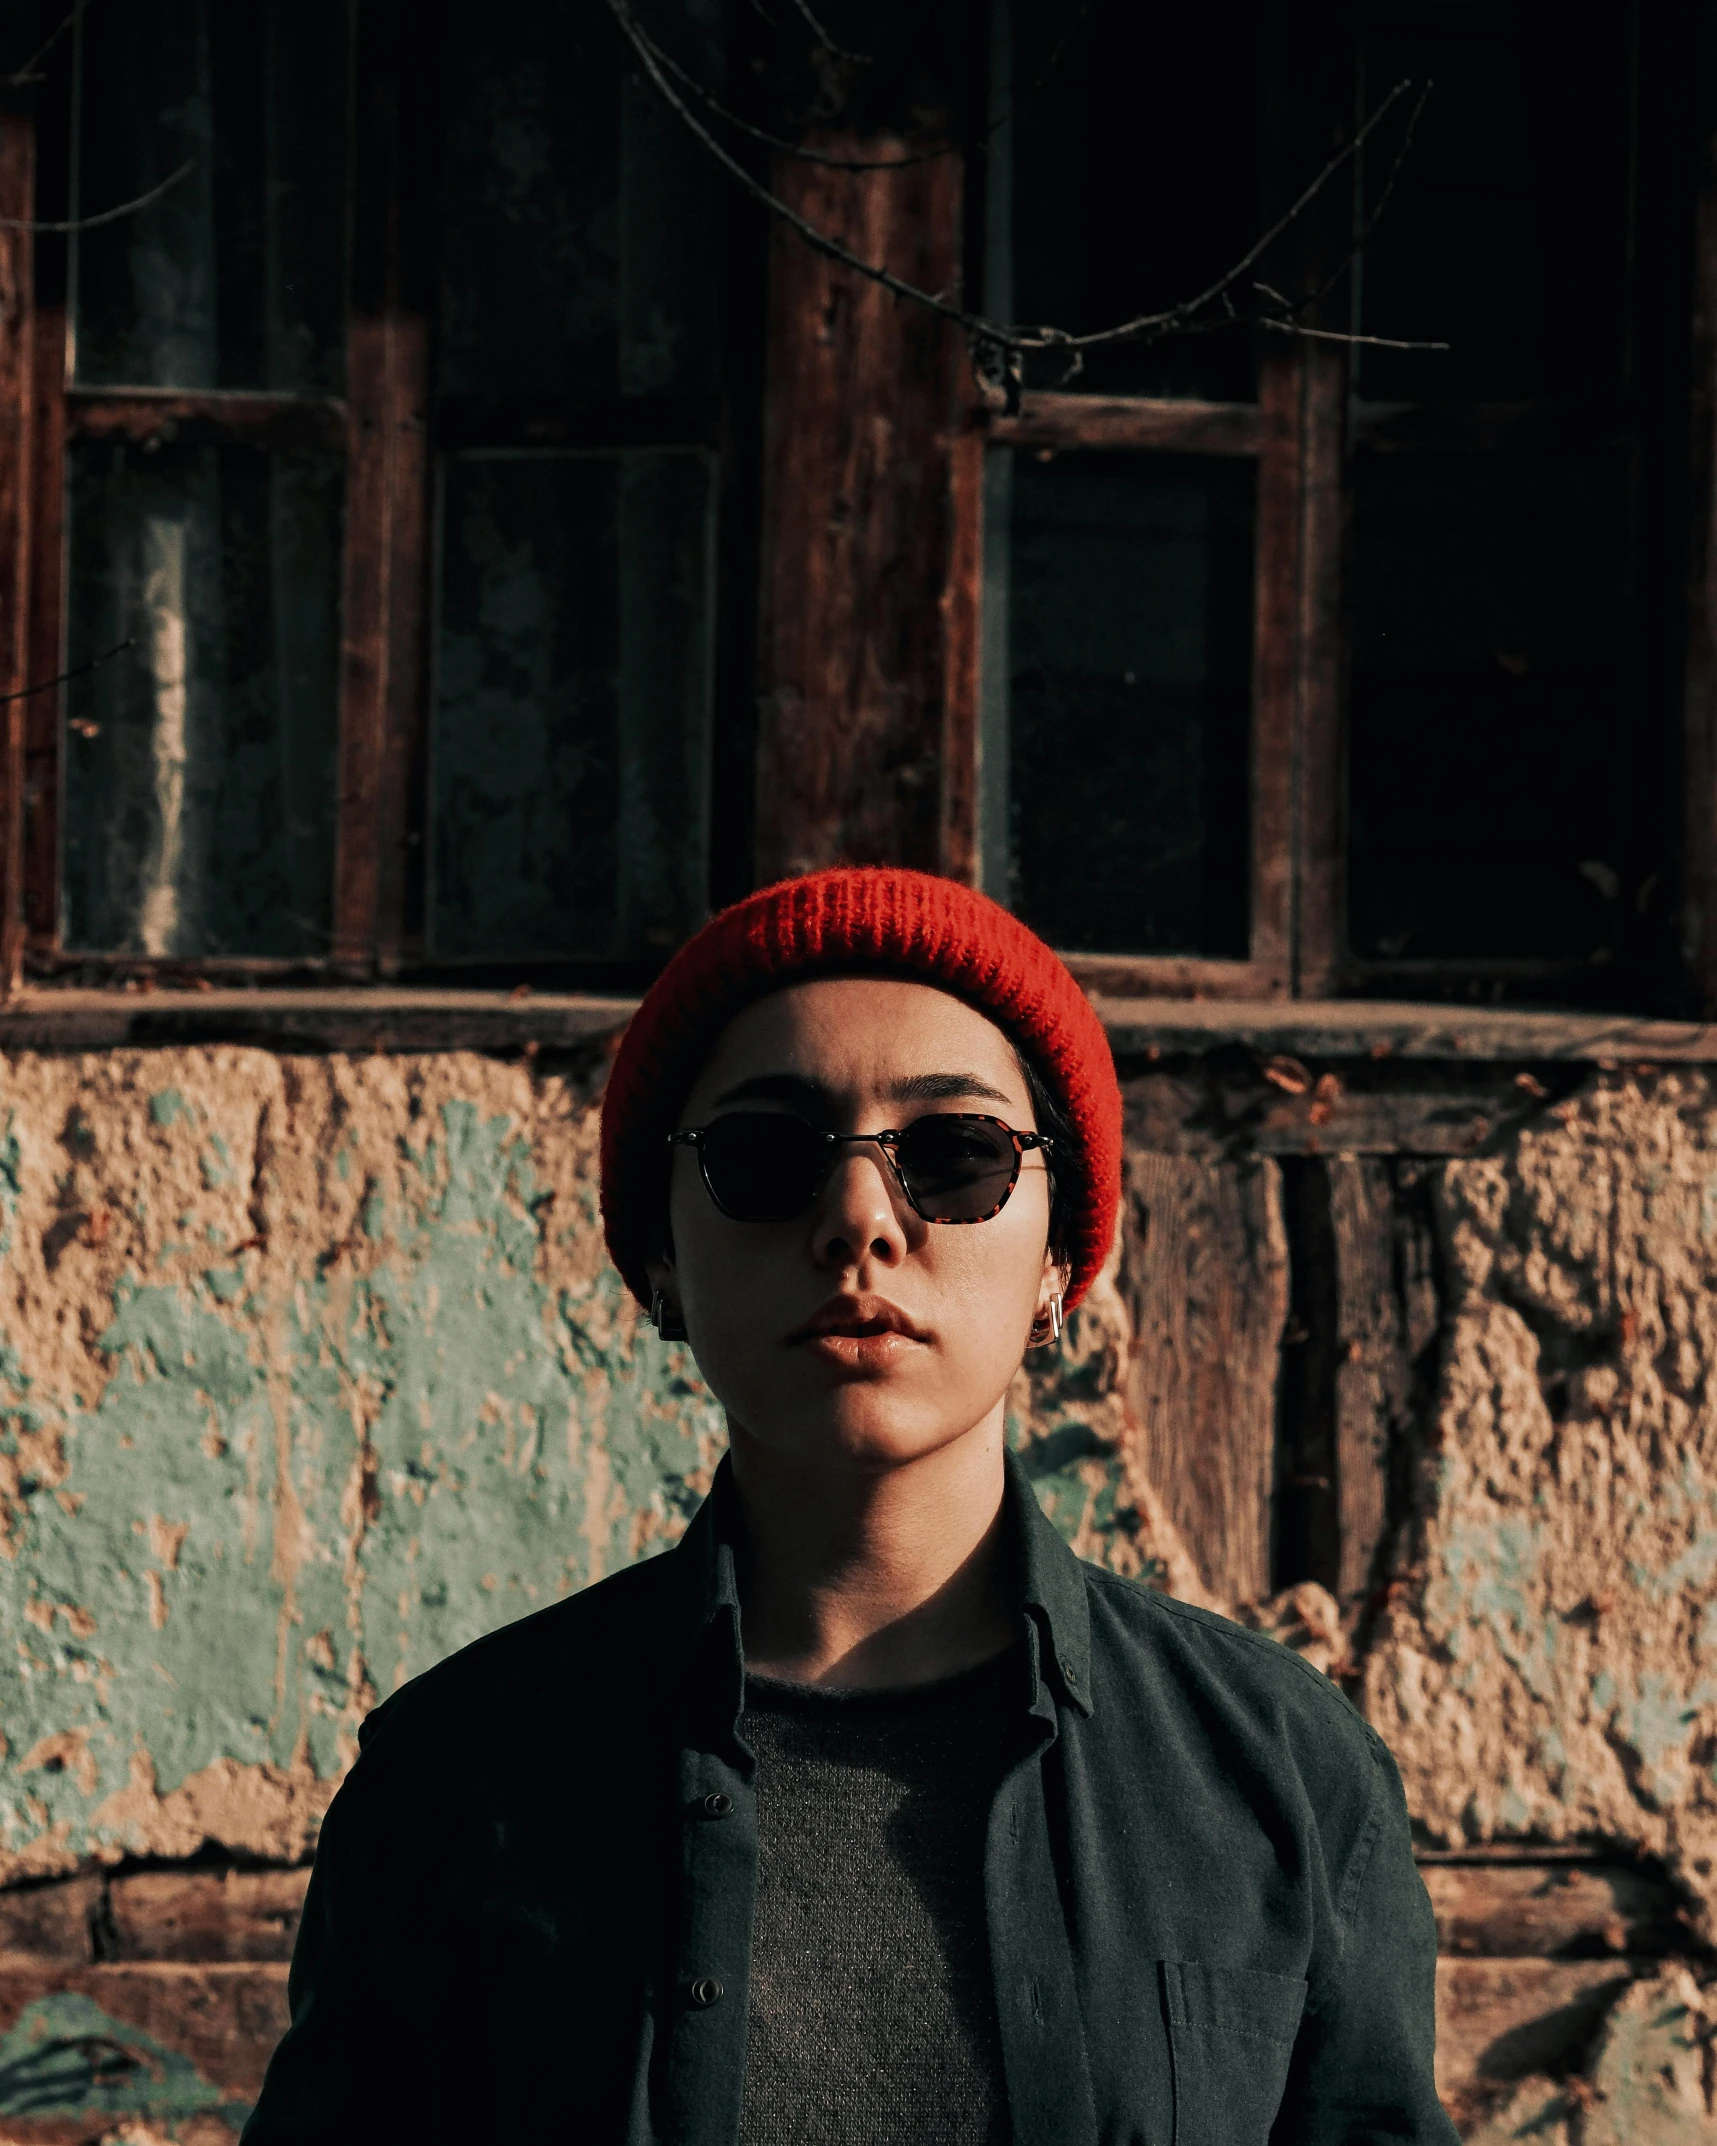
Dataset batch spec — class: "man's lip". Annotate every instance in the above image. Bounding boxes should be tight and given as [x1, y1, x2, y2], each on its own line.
[787, 1295, 931, 1345]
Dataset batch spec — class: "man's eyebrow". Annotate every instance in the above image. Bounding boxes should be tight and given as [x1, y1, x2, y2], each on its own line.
[705, 1069, 1015, 1111]
[708, 1072, 832, 1110]
[885, 1071, 1014, 1106]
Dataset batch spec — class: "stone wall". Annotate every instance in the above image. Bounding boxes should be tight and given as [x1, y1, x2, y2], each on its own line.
[0, 1030, 1714, 2137]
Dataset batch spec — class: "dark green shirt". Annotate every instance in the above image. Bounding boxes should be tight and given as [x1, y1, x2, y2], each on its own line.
[243, 1453, 1455, 2146]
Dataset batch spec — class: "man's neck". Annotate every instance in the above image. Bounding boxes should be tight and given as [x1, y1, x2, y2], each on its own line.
[728, 1410, 1015, 1690]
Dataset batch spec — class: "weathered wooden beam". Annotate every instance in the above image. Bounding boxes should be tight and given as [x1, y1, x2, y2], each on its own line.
[332, 0, 433, 978]
[1249, 346, 1302, 997]
[23, 293, 63, 951]
[753, 137, 967, 883]
[1326, 1157, 1403, 1606]
[1420, 1861, 1688, 1960]
[107, 1870, 309, 1964]
[0, 107, 35, 999]
[1061, 953, 1290, 1001]
[1291, 338, 1347, 997]
[64, 388, 346, 454]
[984, 393, 1262, 457]
[1682, 21, 1717, 1016]
[1121, 1152, 1288, 1602]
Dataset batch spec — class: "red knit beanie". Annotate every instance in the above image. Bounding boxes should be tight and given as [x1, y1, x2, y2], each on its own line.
[600, 868, 1122, 1313]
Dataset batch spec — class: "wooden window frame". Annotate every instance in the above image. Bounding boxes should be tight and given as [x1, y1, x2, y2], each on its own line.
[0, 5, 437, 988]
[0, 7, 1712, 1015]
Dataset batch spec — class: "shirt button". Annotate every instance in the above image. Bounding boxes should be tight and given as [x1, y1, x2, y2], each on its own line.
[701, 1792, 734, 1818]
[689, 1976, 724, 2008]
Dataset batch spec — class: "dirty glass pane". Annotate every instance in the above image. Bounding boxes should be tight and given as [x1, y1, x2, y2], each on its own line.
[62, 442, 342, 957]
[1354, 4, 1633, 402]
[437, 0, 720, 401]
[1347, 455, 1631, 963]
[430, 452, 715, 960]
[1005, 1, 1264, 400]
[997, 453, 1253, 956]
[73, 0, 349, 391]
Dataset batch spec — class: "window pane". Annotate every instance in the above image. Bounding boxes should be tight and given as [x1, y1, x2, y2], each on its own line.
[1006, 2, 1264, 401]
[996, 453, 1253, 957]
[62, 442, 342, 957]
[1347, 455, 1631, 963]
[73, 0, 349, 392]
[1355, 5, 1633, 402]
[430, 452, 715, 960]
[437, 1, 720, 402]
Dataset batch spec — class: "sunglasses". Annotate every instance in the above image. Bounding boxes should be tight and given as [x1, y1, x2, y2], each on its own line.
[667, 1111, 1055, 1226]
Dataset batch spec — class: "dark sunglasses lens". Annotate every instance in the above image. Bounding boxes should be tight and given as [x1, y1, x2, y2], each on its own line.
[698, 1114, 827, 1222]
[896, 1117, 1019, 1220]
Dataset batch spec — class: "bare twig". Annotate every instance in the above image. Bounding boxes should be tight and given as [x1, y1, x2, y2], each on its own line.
[0, 636, 133, 707]
[783, 0, 868, 65]
[624, 14, 947, 169]
[1308, 78, 1433, 312]
[1062, 82, 1414, 353]
[3, 0, 88, 87]
[0, 158, 193, 234]
[627, 0, 1099, 174]
[1258, 316, 1447, 352]
[612, 0, 1433, 371]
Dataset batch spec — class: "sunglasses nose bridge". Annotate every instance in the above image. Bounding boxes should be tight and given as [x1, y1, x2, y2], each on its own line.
[813, 1131, 916, 1214]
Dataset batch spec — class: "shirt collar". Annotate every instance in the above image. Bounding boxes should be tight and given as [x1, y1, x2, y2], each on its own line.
[670, 1444, 1095, 1725]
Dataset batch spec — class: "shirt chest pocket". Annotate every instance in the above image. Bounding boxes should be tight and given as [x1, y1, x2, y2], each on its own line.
[1159, 1960, 1308, 2146]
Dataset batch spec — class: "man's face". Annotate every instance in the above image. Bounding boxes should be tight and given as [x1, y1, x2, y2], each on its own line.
[648, 976, 1061, 1478]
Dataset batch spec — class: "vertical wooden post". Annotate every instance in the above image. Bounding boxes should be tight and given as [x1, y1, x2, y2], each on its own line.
[1256, 8, 1354, 1000]
[1251, 346, 1304, 994]
[24, 290, 63, 952]
[333, 0, 432, 978]
[753, 142, 968, 884]
[1292, 338, 1348, 997]
[1685, 21, 1717, 1014]
[0, 106, 36, 995]
[939, 420, 983, 887]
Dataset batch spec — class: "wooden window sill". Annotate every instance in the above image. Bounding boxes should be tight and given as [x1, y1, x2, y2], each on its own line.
[0, 986, 1710, 1069]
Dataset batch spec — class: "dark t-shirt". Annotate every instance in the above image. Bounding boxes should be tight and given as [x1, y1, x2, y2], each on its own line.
[736, 1648, 1023, 2146]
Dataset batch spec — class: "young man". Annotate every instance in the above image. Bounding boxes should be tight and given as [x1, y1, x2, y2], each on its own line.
[244, 867, 1453, 2145]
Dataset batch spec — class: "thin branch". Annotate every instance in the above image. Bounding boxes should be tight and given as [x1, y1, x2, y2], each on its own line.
[625, 14, 949, 169]
[0, 636, 133, 707]
[3, 0, 88, 88]
[608, 0, 994, 337]
[1059, 80, 1414, 353]
[612, 0, 1423, 366]
[1258, 315, 1447, 352]
[1307, 78, 1433, 313]
[783, 0, 868, 65]
[628, 0, 1100, 173]
[0, 158, 193, 234]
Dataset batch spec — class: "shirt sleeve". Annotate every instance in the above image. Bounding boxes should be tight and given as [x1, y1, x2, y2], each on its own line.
[1271, 1737, 1460, 2146]
[239, 1762, 392, 2145]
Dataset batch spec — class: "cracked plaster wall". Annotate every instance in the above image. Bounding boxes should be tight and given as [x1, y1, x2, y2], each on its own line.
[1368, 1068, 1717, 1944]
[12, 1040, 1717, 1999]
[0, 1046, 1191, 1884]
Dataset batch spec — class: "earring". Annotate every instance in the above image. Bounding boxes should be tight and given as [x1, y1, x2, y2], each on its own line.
[1029, 1292, 1064, 1349]
[650, 1287, 688, 1342]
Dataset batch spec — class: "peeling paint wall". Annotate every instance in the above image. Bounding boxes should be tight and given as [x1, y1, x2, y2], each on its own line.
[0, 1044, 1184, 1892]
[1367, 1073, 1717, 1925]
[0, 1048, 731, 1884]
[12, 1046, 1717, 2135]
